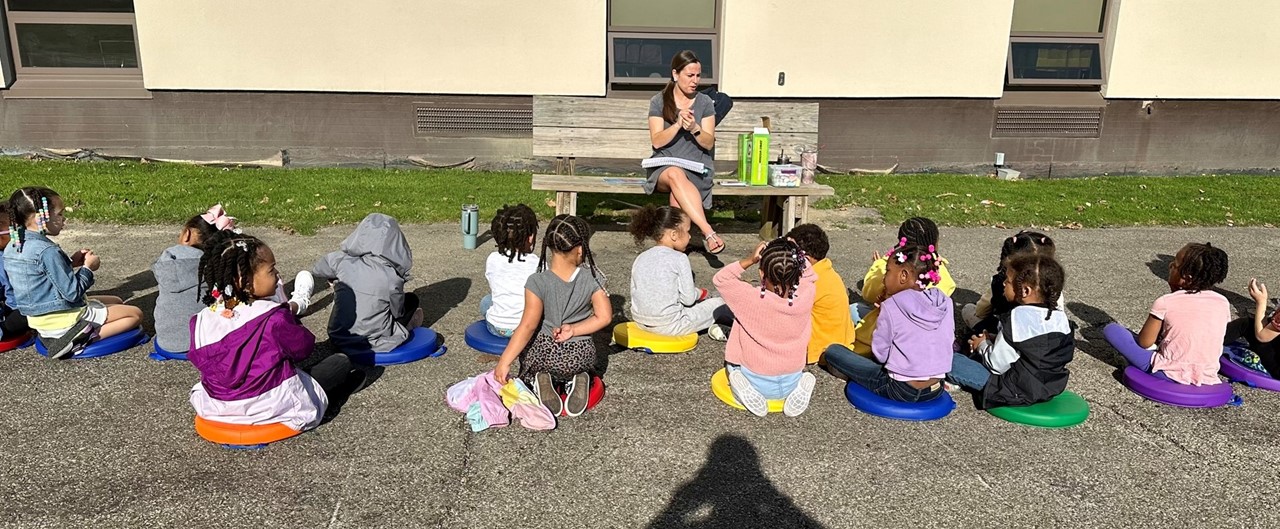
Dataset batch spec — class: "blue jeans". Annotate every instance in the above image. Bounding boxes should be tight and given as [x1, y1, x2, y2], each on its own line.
[479, 294, 514, 337]
[823, 344, 943, 402]
[947, 353, 992, 390]
[730, 365, 801, 400]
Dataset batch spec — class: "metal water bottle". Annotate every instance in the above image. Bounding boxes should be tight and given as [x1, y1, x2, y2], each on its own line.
[461, 204, 479, 250]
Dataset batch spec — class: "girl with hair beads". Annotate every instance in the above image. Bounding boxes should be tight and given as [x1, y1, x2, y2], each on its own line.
[714, 238, 818, 417]
[189, 231, 364, 430]
[1104, 243, 1230, 386]
[493, 215, 611, 417]
[850, 217, 955, 357]
[627, 205, 731, 340]
[151, 204, 238, 353]
[962, 230, 1060, 335]
[825, 243, 954, 403]
[482, 204, 540, 337]
[949, 254, 1074, 409]
[3, 187, 142, 359]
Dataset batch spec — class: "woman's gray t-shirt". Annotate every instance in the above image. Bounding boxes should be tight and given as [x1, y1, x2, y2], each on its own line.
[525, 266, 605, 344]
[645, 92, 716, 208]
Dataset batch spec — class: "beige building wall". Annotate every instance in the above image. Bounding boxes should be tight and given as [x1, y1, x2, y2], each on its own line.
[719, 0, 1015, 98]
[133, 0, 605, 95]
[1105, 0, 1280, 99]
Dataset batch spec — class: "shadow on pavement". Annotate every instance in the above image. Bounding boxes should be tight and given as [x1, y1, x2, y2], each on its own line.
[415, 277, 472, 328]
[1066, 301, 1125, 371]
[646, 435, 826, 529]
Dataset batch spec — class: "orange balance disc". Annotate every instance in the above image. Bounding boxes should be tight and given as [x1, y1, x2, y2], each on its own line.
[194, 415, 302, 447]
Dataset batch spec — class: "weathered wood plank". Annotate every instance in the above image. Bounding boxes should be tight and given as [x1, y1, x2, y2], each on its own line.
[532, 174, 833, 197]
[533, 95, 818, 133]
[533, 127, 817, 161]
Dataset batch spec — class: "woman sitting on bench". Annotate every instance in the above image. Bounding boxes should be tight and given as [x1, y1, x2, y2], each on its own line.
[646, 50, 723, 255]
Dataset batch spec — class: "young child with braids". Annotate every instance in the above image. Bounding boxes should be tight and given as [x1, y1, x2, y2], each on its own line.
[961, 230, 1060, 335]
[627, 205, 731, 340]
[0, 204, 32, 341]
[151, 204, 238, 353]
[3, 187, 142, 359]
[824, 243, 953, 403]
[189, 231, 364, 430]
[850, 217, 955, 357]
[493, 215, 611, 417]
[948, 254, 1074, 409]
[482, 204, 540, 337]
[714, 238, 818, 417]
[1103, 242, 1230, 386]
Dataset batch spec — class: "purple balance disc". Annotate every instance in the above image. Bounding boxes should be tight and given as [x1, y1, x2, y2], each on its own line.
[1121, 366, 1236, 408]
[1219, 353, 1280, 392]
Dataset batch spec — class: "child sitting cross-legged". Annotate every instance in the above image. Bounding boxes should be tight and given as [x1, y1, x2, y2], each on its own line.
[482, 204, 540, 337]
[824, 243, 953, 403]
[851, 217, 955, 357]
[785, 223, 855, 365]
[627, 205, 732, 340]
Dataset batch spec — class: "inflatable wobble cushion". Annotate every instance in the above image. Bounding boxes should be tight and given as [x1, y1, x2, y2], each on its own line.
[0, 332, 34, 353]
[844, 381, 955, 421]
[554, 375, 606, 417]
[1121, 366, 1238, 408]
[36, 326, 150, 359]
[613, 322, 697, 354]
[710, 368, 786, 414]
[464, 320, 508, 355]
[149, 340, 189, 362]
[346, 327, 447, 366]
[1219, 345, 1280, 393]
[194, 415, 301, 449]
[987, 390, 1090, 428]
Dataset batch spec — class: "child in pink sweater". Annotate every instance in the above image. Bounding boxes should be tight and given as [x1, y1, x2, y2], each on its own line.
[713, 238, 818, 417]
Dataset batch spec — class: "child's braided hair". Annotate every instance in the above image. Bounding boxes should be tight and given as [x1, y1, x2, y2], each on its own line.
[7, 186, 60, 252]
[491, 204, 538, 263]
[997, 230, 1055, 272]
[1176, 242, 1229, 293]
[539, 214, 599, 279]
[1006, 254, 1066, 320]
[197, 230, 269, 306]
[897, 217, 940, 248]
[888, 242, 943, 289]
[759, 238, 807, 301]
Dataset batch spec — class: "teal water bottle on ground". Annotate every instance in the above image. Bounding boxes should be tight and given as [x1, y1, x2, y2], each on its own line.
[461, 204, 479, 250]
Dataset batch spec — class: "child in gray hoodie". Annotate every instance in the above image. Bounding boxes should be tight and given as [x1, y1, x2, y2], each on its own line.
[313, 213, 422, 353]
[151, 205, 236, 353]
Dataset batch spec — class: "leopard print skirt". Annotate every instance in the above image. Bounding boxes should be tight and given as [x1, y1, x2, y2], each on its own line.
[519, 333, 596, 384]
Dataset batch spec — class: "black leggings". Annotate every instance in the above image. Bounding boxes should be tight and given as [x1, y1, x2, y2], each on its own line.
[1, 312, 30, 340]
[305, 353, 361, 407]
[1224, 316, 1280, 375]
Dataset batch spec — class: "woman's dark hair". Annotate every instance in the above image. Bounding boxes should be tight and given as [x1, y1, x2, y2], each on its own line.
[1005, 254, 1066, 319]
[7, 186, 61, 252]
[627, 205, 687, 245]
[540, 214, 598, 279]
[1176, 242, 1229, 293]
[759, 238, 807, 301]
[887, 243, 943, 289]
[896, 217, 940, 249]
[785, 223, 829, 261]
[198, 230, 270, 306]
[491, 204, 538, 263]
[182, 215, 222, 252]
[997, 230, 1056, 272]
[661, 50, 701, 124]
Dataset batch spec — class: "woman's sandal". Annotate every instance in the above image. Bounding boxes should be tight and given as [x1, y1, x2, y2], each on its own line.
[704, 232, 725, 255]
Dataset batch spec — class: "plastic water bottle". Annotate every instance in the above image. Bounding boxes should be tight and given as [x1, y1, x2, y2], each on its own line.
[461, 204, 479, 250]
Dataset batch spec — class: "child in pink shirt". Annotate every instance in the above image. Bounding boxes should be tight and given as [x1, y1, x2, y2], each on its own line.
[1104, 242, 1230, 385]
[713, 238, 818, 417]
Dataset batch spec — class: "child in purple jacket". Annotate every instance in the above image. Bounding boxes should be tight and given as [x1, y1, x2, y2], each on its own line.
[188, 231, 364, 430]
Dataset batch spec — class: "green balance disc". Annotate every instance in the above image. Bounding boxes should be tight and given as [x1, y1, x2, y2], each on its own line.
[987, 390, 1090, 428]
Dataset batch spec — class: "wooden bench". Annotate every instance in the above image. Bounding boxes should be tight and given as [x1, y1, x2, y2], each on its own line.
[531, 95, 833, 234]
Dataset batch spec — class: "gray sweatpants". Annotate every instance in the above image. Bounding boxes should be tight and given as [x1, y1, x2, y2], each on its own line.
[636, 298, 731, 336]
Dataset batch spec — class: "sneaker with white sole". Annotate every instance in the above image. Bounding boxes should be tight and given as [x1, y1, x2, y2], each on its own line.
[728, 369, 769, 417]
[290, 271, 315, 315]
[532, 372, 562, 416]
[43, 320, 94, 360]
[707, 324, 728, 342]
[563, 372, 590, 417]
[783, 372, 816, 417]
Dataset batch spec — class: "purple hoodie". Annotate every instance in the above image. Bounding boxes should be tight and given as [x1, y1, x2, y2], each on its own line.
[872, 288, 954, 381]
[188, 304, 316, 401]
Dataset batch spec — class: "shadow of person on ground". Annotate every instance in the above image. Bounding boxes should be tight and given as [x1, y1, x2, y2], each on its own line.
[99, 270, 155, 301]
[1066, 301, 1126, 374]
[646, 435, 827, 529]
[414, 278, 472, 327]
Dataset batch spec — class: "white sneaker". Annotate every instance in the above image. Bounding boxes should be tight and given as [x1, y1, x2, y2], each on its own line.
[784, 372, 816, 417]
[707, 324, 728, 342]
[728, 369, 769, 417]
[290, 271, 315, 315]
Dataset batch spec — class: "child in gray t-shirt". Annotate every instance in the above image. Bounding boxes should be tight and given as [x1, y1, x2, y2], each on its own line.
[627, 205, 731, 339]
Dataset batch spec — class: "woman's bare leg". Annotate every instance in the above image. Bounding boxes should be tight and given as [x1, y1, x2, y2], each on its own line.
[655, 167, 718, 249]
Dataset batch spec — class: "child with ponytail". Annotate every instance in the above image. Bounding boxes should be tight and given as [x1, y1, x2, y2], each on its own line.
[3, 187, 142, 359]
[151, 204, 238, 354]
[627, 205, 731, 340]
[713, 238, 818, 417]
[482, 204, 540, 337]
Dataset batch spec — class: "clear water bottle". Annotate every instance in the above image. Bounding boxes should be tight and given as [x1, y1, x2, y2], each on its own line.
[461, 204, 479, 250]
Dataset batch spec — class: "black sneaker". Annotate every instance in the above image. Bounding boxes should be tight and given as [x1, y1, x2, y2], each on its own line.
[43, 320, 93, 360]
[533, 372, 562, 416]
[564, 372, 591, 417]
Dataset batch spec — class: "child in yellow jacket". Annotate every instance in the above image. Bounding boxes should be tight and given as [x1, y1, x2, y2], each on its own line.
[851, 218, 956, 356]
[786, 224, 855, 364]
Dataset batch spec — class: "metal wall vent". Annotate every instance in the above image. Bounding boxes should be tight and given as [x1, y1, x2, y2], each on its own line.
[993, 108, 1102, 138]
[414, 106, 532, 136]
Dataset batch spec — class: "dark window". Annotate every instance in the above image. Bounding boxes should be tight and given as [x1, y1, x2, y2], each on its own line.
[16, 23, 136, 68]
[1010, 42, 1101, 81]
[7, 0, 133, 13]
[611, 36, 713, 82]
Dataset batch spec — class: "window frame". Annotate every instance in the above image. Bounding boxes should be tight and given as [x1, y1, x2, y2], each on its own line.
[607, 32, 718, 86]
[1005, 36, 1105, 87]
[3, 4, 148, 98]
[606, 0, 721, 90]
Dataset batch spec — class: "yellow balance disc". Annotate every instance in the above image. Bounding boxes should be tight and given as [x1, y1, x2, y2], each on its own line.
[612, 322, 697, 354]
[710, 368, 786, 413]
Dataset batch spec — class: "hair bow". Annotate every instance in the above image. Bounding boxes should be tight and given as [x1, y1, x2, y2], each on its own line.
[201, 204, 237, 231]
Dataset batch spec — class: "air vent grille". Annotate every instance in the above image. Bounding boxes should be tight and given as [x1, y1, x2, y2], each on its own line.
[415, 106, 532, 136]
[993, 108, 1102, 138]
